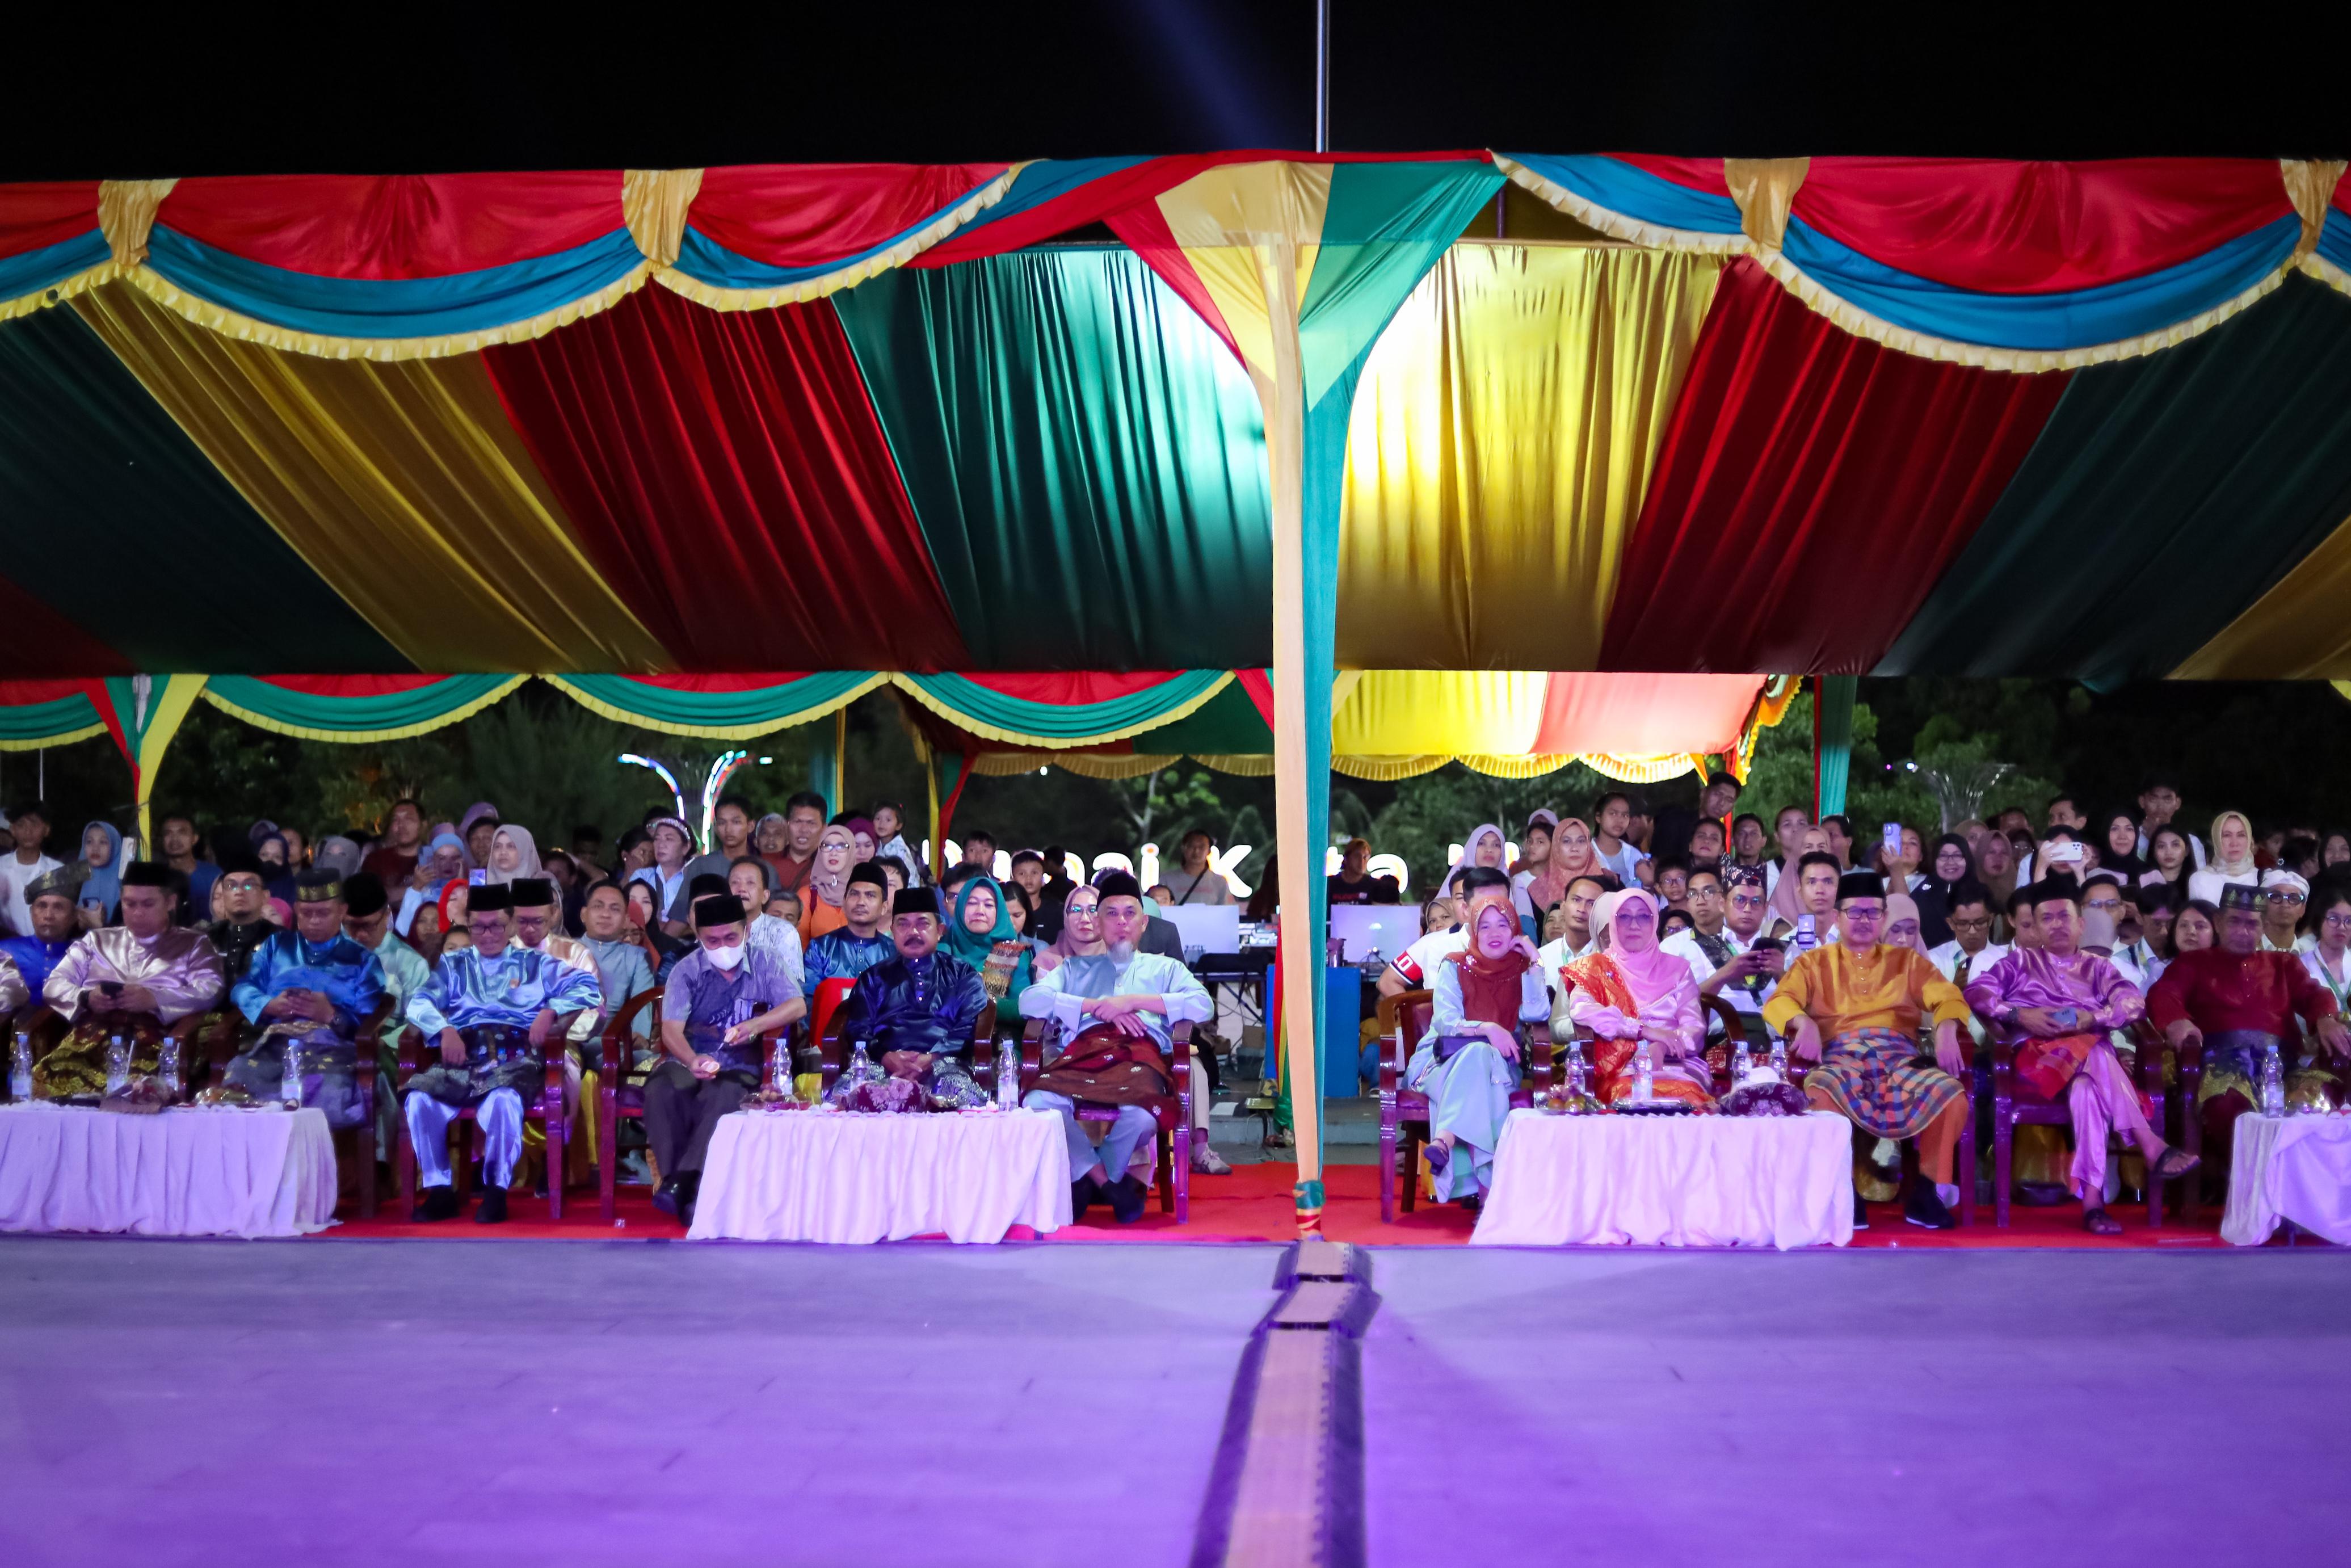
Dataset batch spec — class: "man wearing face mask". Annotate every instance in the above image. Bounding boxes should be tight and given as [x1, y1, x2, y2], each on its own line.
[401, 882, 603, 1224]
[1020, 871, 1213, 1222]
[642, 892, 804, 1227]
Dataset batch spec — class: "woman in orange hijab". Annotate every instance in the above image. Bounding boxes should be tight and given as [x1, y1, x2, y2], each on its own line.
[1408, 886, 1547, 1207]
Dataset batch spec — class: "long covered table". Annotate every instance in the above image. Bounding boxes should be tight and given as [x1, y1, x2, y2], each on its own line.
[0, 1102, 338, 1238]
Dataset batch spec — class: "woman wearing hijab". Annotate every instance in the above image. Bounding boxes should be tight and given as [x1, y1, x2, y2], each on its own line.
[1525, 816, 1596, 931]
[1509, 810, 1555, 880]
[1410, 886, 1547, 1207]
[1561, 889, 1714, 1109]
[73, 820, 123, 931]
[484, 824, 542, 885]
[254, 831, 297, 905]
[456, 802, 501, 871]
[1910, 834, 1978, 949]
[1883, 893, 1930, 956]
[2095, 809, 2150, 882]
[1974, 830, 2018, 914]
[797, 823, 856, 944]
[946, 874, 1033, 1012]
[312, 835, 362, 883]
[2186, 810, 2260, 906]
[1036, 881, 1105, 973]
[1450, 823, 1514, 929]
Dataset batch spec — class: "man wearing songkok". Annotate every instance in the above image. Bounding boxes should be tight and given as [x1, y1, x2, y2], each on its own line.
[507, 876, 607, 1184]
[834, 886, 990, 1110]
[34, 863, 224, 1100]
[802, 860, 896, 989]
[1763, 871, 1973, 1230]
[401, 881, 603, 1223]
[1019, 870, 1215, 1223]
[2148, 883, 2350, 1157]
[207, 851, 277, 982]
[222, 869, 387, 1127]
[1965, 881, 2196, 1234]
[341, 871, 428, 1157]
[1, 865, 83, 1002]
[644, 893, 805, 1226]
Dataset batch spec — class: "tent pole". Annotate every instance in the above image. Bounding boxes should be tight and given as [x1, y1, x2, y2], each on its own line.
[1314, 0, 1329, 153]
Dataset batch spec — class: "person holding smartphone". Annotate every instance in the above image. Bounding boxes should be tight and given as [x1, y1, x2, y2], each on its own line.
[31, 863, 224, 1100]
[1964, 880, 2194, 1235]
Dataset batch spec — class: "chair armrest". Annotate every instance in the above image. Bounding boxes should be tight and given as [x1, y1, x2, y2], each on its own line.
[1988, 1035, 2020, 1096]
[1524, 1020, 1554, 1098]
[1700, 994, 1748, 1046]
[2126, 1016, 2167, 1097]
[603, 989, 661, 1079]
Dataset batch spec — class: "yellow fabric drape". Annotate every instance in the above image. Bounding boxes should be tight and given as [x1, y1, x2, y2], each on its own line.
[2173, 508, 2351, 678]
[74, 283, 670, 672]
[1335, 245, 1723, 668]
[1334, 670, 1549, 756]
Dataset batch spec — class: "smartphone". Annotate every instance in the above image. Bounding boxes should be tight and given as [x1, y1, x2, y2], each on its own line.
[2053, 840, 2086, 865]
[468, 868, 489, 886]
[1752, 936, 1785, 955]
[1881, 822, 1903, 859]
[2050, 1007, 2080, 1029]
[99, 981, 123, 997]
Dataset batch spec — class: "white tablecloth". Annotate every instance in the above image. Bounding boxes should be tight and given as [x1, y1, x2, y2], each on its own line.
[1470, 1109, 1855, 1250]
[2222, 1114, 2351, 1245]
[688, 1108, 1073, 1244]
[0, 1103, 338, 1238]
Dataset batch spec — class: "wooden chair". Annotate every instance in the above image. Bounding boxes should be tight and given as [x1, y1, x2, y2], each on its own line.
[1017, 1013, 1188, 1222]
[1990, 1019, 2165, 1229]
[596, 989, 661, 1223]
[200, 997, 395, 1220]
[5, 1004, 66, 1100]
[819, 992, 1000, 1095]
[2163, 1023, 2291, 1220]
[1375, 989, 1547, 1224]
[396, 1021, 570, 1218]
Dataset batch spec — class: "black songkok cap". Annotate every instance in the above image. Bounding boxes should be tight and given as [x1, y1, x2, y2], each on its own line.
[26, 865, 83, 901]
[343, 872, 389, 918]
[2217, 882, 2262, 915]
[1835, 870, 1886, 904]
[847, 859, 889, 893]
[294, 869, 344, 903]
[469, 881, 515, 913]
[121, 861, 174, 889]
[1092, 869, 1144, 903]
[692, 893, 746, 928]
[893, 886, 940, 918]
[508, 877, 554, 908]
[688, 871, 730, 901]
[217, 846, 264, 879]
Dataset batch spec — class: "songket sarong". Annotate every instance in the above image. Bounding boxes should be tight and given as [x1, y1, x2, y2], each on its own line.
[401, 1026, 549, 1109]
[1804, 1026, 1964, 1140]
[2014, 1031, 2155, 1120]
[224, 1020, 365, 1129]
[2196, 1028, 2346, 1112]
[32, 1013, 167, 1101]
[827, 1050, 986, 1112]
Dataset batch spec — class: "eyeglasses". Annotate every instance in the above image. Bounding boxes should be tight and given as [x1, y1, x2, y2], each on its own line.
[2269, 892, 2308, 905]
[1949, 915, 1993, 930]
[2084, 897, 2123, 912]
[2322, 913, 2351, 930]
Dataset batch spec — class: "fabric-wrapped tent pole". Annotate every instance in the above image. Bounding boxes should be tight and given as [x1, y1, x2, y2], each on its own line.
[1815, 675, 1856, 819]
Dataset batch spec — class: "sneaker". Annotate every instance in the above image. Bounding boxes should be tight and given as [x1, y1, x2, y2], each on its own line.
[1105, 1175, 1148, 1224]
[1191, 1146, 1233, 1176]
[474, 1187, 509, 1225]
[1903, 1184, 1958, 1230]
[1852, 1190, 1870, 1231]
[415, 1186, 461, 1223]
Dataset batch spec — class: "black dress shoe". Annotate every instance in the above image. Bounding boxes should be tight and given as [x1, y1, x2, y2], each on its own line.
[1852, 1189, 1870, 1230]
[1105, 1175, 1148, 1224]
[1070, 1174, 1103, 1218]
[1903, 1184, 1958, 1230]
[650, 1176, 682, 1217]
[415, 1186, 461, 1222]
[474, 1187, 508, 1224]
[674, 1173, 700, 1230]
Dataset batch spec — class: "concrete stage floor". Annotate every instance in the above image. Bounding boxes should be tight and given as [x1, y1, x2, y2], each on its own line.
[3, 1238, 2345, 1566]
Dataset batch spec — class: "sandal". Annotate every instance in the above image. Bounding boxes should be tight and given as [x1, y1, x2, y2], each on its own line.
[2081, 1207, 2123, 1237]
[2151, 1146, 2201, 1182]
[1424, 1141, 1450, 1176]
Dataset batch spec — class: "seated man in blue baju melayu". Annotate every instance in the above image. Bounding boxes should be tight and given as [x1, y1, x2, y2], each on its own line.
[401, 880, 602, 1224]
[224, 869, 386, 1126]
[1019, 872, 1211, 1224]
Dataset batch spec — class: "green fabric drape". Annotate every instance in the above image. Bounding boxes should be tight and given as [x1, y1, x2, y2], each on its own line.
[831, 247, 1273, 670]
[0, 687, 103, 747]
[1877, 278, 2351, 688]
[0, 306, 405, 673]
[546, 673, 882, 739]
[203, 675, 524, 739]
[895, 670, 1229, 745]
[1814, 676, 1855, 818]
[1129, 678, 1273, 754]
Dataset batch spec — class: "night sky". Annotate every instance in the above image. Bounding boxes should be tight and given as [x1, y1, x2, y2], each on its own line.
[3, 4, 2339, 182]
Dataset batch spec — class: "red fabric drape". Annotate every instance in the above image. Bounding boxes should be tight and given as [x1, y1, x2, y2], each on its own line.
[1234, 669, 1276, 730]
[1793, 158, 2294, 293]
[254, 674, 461, 696]
[952, 671, 1195, 703]
[480, 285, 968, 672]
[1529, 672, 1763, 758]
[159, 174, 625, 278]
[1610, 155, 1732, 196]
[1600, 259, 2070, 674]
[0, 576, 127, 676]
[688, 163, 1009, 266]
[0, 180, 99, 260]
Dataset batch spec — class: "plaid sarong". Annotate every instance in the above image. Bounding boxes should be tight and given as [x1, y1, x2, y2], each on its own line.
[1806, 1025, 1963, 1140]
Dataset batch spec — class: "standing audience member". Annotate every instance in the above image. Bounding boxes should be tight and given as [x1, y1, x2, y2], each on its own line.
[73, 821, 122, 930]
[1161, 831, 1235, 906]
[157, 813, 220, 917]
[1912, 834, 1978, 949]
[362, 799, 426, 889]
[1592, 793, 1650, 888]
[1, 804, 62, 939]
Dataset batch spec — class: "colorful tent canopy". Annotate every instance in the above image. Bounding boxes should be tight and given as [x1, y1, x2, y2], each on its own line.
[9, 151, 2351, 1235]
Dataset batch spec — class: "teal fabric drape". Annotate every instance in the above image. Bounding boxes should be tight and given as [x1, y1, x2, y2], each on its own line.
[550, 673, 880, 737]
[1814, 676, 1855, 818]
[203, 675, 521, 738]
[897, 670, 1229, 743]
[1129, 678, 1273, 753]
[1877, 278, 2351, 687]
[0, 686, 102, 745]
[831, 247, 1273, 670]
[0, 306, 405, 673]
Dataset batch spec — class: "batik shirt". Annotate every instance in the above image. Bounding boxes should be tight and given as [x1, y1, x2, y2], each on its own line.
[44, 926, 225, 1024]
[804, 928, 895, 989]
[1017, 948, 1213, 1057]
[842, 950, 988, 1065]
[663, 945, 800, 1074]
[232, 931, 387, 1037]
[405, 941, 604, 1037]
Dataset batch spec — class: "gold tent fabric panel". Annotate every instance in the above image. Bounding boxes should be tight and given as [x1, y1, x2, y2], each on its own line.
[1336, 244, 1725, 668]
[72, 283, 670, 674]
[2172, 504, 2351, 678]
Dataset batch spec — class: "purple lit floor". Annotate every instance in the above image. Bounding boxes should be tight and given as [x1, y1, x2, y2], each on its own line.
[5, 1239, 2346, 1567]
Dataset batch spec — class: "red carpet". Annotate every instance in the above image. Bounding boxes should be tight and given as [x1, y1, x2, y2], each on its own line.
[311, 1164, 2249, 1248]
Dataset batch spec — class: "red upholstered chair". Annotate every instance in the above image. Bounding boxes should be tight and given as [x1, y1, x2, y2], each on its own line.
[396, 1022, 570, 1218]
[1018, 1014, 1189, 1222]
[1376, 989, 1548, 1224]
[1991, 1019, 2165, 1229]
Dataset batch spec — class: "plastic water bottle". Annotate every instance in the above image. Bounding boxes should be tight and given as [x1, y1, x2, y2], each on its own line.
[1633, 1039, 1654, 1103]
[1732, 1039, 1752, 1082]
[1769, 1035, 1790, 1080]
[280, 1042, 303, 1108]
[996, 1036, 1022, 1111]
[2261, 1042, 2287, 1119]
[767, 1033, 788, 1094]
[104, 1032, 131, 1095]
[9, 1033, 31, 1102]
[157, 1037, 180, 1100]
[846, 1038, 874, 1091]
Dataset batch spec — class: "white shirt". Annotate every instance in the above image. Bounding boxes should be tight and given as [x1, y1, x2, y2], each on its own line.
[1389, 927, 1468, 989]
[0, 852, 61, 938]
[2185, 868, 2257, 907]
[1927, 938, 2009, 987]
[746, 913, 805, 996]
[1660, 926, 1773, 1020]
[1595, 840, 1648, 888]
[1534, 933, 1596, 1002]
[2139, 829, 2208, 870]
